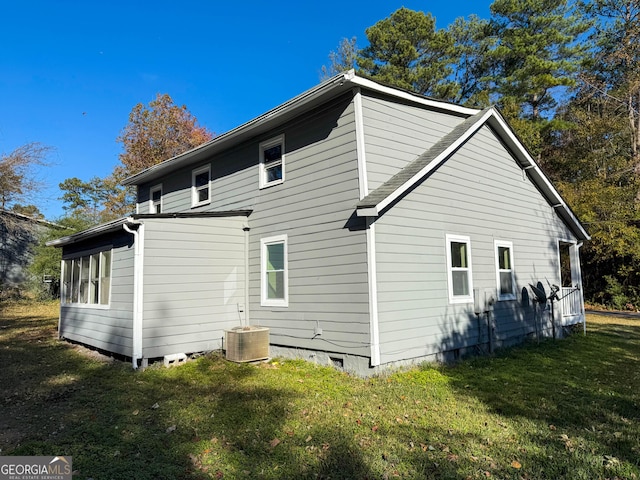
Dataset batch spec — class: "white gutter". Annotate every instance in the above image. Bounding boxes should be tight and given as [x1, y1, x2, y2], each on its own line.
[123, 218, 145, 369]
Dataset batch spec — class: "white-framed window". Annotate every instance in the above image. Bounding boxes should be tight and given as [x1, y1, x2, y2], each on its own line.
[149, 184, 162, 214]
[192, 165, 211, 207]
[260, 234, 288, 307]
[495, 240, 516, 301]
[446, 234, 473, 304]
[259, 135, 285, 189]
[62, 250, 112, 307]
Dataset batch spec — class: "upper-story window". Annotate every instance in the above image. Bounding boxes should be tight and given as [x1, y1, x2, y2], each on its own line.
[259, 135, 285, 188]
[149, 184, 162, 214]
[192, 165, 211, 207]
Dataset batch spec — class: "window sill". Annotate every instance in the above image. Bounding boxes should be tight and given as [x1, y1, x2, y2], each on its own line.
[261, 300, 288, 308]
[449, 296, 474, 305]
[62, 303, 110, 310]
[259, 179, 284, 190]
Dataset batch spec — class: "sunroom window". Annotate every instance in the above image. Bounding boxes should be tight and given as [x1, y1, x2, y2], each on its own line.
[62, 250, 112, 306]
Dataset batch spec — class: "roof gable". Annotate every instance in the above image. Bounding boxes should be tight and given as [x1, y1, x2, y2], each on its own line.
[356, 107, 590, 242]
[122, 71, 479, 187]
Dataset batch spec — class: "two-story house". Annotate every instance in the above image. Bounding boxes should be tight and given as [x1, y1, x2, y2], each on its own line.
[48, 71, 590, 375]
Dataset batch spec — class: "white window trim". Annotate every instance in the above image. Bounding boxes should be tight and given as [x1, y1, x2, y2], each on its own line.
[445, 234, 474, 304]
[61, 250, 113, 309]
[149, 183, 163, 214]
[494, 240, 516, 301]
[260, 234, 288, 307]
[191, 165, 211, 207]
[259, 135, 285, 189]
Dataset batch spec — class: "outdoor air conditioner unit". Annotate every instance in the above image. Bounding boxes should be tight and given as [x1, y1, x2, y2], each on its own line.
[225, 326, 270, 363]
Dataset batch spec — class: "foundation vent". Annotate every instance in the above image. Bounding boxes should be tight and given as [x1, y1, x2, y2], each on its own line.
[225, 326, 270, 363]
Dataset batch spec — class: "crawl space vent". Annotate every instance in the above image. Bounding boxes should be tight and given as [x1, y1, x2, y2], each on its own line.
[225, 326, 270, 362]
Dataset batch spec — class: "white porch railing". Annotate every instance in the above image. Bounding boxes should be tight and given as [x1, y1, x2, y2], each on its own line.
[561, 287, 582, 317]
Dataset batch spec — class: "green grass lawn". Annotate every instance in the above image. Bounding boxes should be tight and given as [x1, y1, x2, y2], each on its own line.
[1, 302, 638, 480]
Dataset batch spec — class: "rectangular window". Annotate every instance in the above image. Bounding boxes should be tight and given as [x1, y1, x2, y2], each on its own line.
[259, 135, 285, 188]
[62, 250, 112, 307]
[149, 184, 162, 213]
[261, 235, 288, 307]
[446, 234, 473, 304]
[495, 240, 516, 300]
[192, 165, 211, 207]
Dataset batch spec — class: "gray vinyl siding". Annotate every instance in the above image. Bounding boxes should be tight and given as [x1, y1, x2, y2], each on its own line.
[360, 92, 467, 192]
[247, 95, 371, 358]
[141, 216, 246, 358]
[373, 124, 575, 365]
[137, 143, 257, 214]
[59, 231, 135, 356]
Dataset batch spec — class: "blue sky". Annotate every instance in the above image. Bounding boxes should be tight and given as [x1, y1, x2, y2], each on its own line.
[1, 1, 493, 220]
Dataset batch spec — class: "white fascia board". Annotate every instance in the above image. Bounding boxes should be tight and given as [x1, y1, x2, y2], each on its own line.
[356, 108, 494, 217]
[348, 75, 480, 116]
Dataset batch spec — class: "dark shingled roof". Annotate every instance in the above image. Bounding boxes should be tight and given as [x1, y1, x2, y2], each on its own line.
[357, 107, 492, 210]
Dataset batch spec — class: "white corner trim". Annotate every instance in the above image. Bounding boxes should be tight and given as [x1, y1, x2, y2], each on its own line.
[353, 88, 369, 200]
[366, 219, 381, 366]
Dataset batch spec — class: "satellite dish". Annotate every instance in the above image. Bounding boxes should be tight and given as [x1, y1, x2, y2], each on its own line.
[529, 283, 547, 304]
